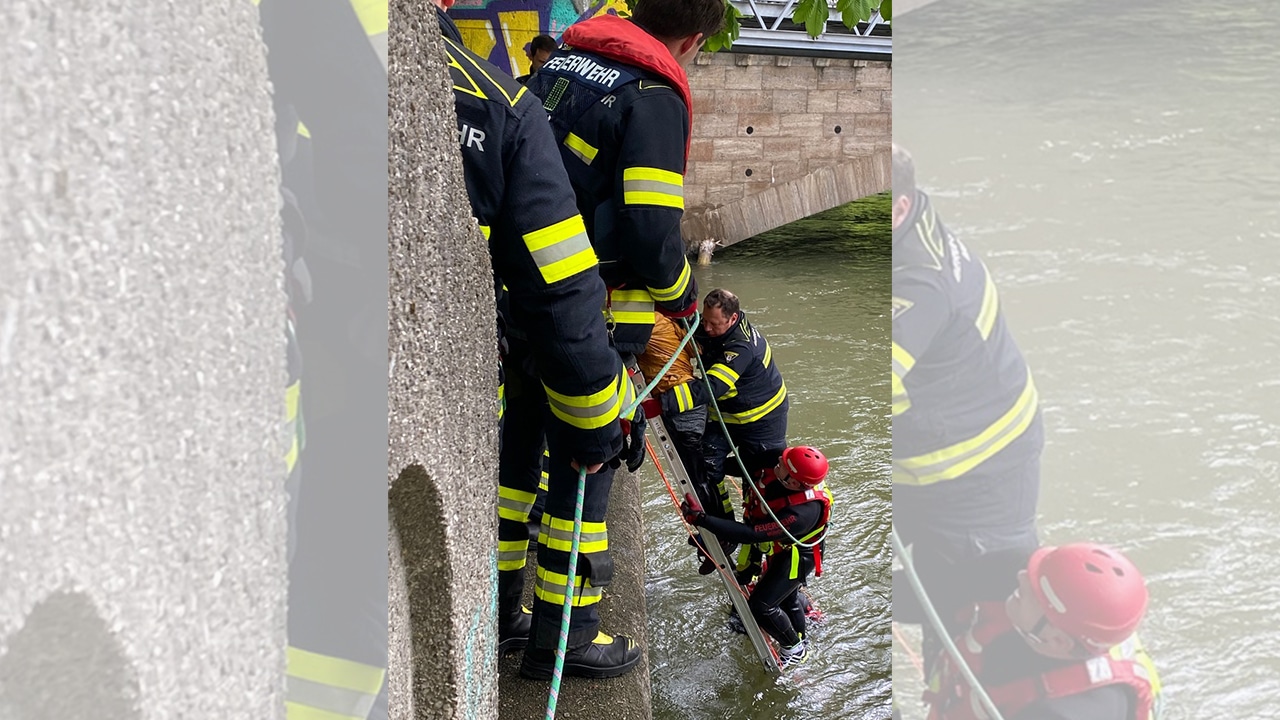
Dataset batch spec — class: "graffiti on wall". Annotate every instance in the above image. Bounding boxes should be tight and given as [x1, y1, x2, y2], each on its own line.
[450, 0, 629, 77]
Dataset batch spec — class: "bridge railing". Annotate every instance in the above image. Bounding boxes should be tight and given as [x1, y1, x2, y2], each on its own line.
[728, 0, 891, 58]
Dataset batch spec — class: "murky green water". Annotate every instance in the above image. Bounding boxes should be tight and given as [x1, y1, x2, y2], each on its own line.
[894, 2, 1280, 717]
[642, 195, 893, 720]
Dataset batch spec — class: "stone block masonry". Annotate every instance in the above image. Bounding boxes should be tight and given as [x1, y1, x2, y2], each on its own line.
[683, 51, 892, 250]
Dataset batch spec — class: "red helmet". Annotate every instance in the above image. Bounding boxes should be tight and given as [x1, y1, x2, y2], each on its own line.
[1027, 543, 1148, 650]
[781, 446, 828, 486]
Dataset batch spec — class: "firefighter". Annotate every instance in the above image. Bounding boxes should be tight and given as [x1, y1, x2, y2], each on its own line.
[651, 288, 789, 575]
[891, 144, 1044, 673]
[258, 0, 390, 716]
[524, 0, 720, 357]
[923, 543, 1163, 720]
[434, 2, 648, 679]
[682, 446, 832, 668]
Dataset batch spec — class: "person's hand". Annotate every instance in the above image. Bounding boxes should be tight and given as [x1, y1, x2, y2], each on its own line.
[570, 460, 605, 474]
[621, 408, 647, 472]
[680, 493, 706, 526]
[640, 396, 662, 421]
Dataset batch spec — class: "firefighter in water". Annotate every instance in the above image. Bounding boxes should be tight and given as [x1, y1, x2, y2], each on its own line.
[681, 446, 832, 668]
[434, 0, 649, 680]
[892, 143, 1044, 671]
[923, 543, 1163, 720]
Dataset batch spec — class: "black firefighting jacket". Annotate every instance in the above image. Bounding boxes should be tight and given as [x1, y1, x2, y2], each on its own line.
[440, 10, 632, 464]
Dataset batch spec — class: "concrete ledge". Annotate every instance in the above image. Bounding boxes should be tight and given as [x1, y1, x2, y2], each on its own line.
[682, 146, 891, 249]
[499, 469, 653, 720]
[0, 2, 287, 717]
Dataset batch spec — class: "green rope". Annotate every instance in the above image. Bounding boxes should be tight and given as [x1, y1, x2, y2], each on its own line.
[890, 528, 1005, 720]
[544, 310, 700, 720]
[681, 318, 822, 549]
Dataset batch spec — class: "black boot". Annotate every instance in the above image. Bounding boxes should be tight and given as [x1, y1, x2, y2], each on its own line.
[519, 632, 642, 680]
[499, 606, 532, 654]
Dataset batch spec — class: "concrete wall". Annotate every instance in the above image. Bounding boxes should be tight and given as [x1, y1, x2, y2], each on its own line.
[682, 52, 893, 248]
[387, 4, 502, 719]
[0, 3, 287, 718]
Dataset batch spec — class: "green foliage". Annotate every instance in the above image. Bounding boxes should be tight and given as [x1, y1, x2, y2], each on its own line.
[836, 0, 879, 30]
[880, 0, 892, 21]
[703, 2, 744, 54]
[793, 0, 831, 39]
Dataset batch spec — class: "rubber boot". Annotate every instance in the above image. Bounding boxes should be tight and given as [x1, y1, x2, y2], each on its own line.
[519, 631, 642, 680]
[497, 572, 531, 654]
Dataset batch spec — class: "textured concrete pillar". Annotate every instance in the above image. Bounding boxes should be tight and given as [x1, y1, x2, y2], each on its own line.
[0, 3, 288, 719]
[387, 3, 501, 719]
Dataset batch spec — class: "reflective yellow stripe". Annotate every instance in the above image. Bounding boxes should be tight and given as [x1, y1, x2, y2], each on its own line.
[891, 341, 914, 417]
[443, 37, 526, 107]
[498, 539, 529, 571]
[497, 381, 505, 420]
[647, 258, 692, 303]
[544, 371, 625, 430]
[498, 486, 537, 522]
[976, 267, 999, 340]
[296, 121, 311, 139]
[564, 132, 598, 165]
[479, 224, 491, 241]
[762, 342, 772, 368]
[285, 380, 301, 473]
[673, 383, 695, 413]
[534, 566, 603, 606]
[895, 372, 1039, 485]
[286, 648, 386, 718]
[349, 0, 388, 36]
[523, 215, 597, 285]
[623, 166, 684, 209]
[706, 363, 739, 399]
[539, 516, 608, 554]
[605, 289, 656, 326]
[721, 382, 787, 425]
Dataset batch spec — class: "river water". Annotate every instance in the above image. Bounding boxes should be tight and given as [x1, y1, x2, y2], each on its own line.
[894, 2, 1280, 718]
[641, 195, 893, 720]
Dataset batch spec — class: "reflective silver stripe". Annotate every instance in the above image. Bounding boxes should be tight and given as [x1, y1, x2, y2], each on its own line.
[286, 676, 378, 719]
[528, 229, 593, 270]
[623, 178, 683, 198]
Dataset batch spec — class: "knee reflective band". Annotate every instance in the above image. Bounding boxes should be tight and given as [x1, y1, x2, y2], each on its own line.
[286, 647, 386, 720]
[499, 538, 530, 572]
[499, 486, 537, 523]
[534, 566, 603, 607]
[540, 516, 607, 554]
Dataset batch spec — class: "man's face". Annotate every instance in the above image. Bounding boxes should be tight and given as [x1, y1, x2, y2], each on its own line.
[701, 304, 736, 338]
[530, 48, 553, 73]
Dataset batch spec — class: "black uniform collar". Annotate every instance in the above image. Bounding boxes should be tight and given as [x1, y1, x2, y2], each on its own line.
[436, 6, 464, 45]
[892, 189, 930, 247]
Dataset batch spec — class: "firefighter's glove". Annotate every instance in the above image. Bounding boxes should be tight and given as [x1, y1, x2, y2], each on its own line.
[681, 494, 706, 527]
[619, 405, 647, 473]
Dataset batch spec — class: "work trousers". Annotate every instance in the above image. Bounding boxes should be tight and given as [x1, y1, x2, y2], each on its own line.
[497, 338, 621, 651]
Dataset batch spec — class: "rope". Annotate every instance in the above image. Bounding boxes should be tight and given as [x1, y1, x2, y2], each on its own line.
[679, 318, 823, 549]
[890, 528, 1005, 720]
[544, 466, 587, 720]
[544, 310, 702, 719]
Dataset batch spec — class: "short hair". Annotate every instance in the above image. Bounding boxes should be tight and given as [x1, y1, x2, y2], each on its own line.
[703, 288, 740, 318]
[632, 0, 726, 43]
[892, 143, 916, 205]
[528, 35, 557, 56]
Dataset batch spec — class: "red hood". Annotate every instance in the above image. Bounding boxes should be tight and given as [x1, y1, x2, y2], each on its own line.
[561, 14, 693, 168]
